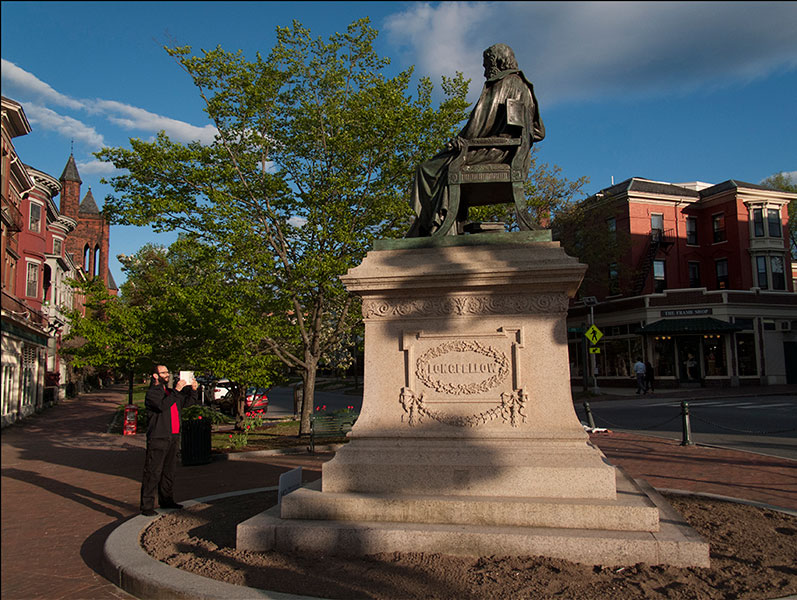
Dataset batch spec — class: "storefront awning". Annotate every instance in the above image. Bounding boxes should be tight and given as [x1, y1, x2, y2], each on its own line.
[637, 317, 742, 335]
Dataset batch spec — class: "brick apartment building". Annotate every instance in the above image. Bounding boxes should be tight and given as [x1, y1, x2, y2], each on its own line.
[561, 177, 797, 388]
[1, 96, 116, 426]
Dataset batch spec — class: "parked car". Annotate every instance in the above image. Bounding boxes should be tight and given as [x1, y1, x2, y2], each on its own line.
[245, 387, 269, 413]
[213, 379, 233, 401]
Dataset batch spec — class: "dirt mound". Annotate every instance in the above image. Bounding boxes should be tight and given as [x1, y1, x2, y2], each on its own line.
[142, 490, 797, 599]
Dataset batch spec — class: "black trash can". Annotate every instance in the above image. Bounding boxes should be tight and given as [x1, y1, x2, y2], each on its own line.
[181, 418, 212, 466]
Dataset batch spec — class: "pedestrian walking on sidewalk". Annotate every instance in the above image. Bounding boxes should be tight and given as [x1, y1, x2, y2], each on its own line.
[140, 365, 198, 516]
[633, 358, 647, 394]
[645, 360, 655, 393]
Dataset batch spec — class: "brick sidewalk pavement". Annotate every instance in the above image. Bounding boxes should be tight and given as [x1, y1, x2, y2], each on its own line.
[1, 386, 328, 600]
[2, 386, 795, 599]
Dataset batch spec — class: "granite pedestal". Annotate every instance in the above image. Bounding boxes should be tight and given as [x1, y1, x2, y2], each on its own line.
[238, 232, 709, 567]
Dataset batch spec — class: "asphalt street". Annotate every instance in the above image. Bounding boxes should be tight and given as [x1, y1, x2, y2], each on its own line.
[576, 393, 797, 460]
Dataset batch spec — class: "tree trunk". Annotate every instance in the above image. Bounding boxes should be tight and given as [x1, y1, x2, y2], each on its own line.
[299, 362, 317, 435]
[232, 383, 246, 430]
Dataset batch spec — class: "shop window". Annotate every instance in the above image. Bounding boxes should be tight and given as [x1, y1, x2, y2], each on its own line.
[735, 333, 757, 377]
[767, 209, 782, 238]
[29, 202, 42, 233]
[715, 259, 729, 289]
[712, 213, 726, 243]
[702, 335, 726, 376]
[652, 336, 676, 377]
[688, 262, 701, 288]
[653, 259, 666, 293]
[771, 256, 785, 290]
[686, 217, 698, 245]
[753, 208, 765, 237]
[756, 256, 768, 289]
[602, 339, 635, 377]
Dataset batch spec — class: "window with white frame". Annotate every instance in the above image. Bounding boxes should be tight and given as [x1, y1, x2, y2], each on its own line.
[752, 254, 787, 291]
[26, 261, 39, 298]
[653, 259, 666, 293]
[753, 208, 765, 237]
[768, 209, 782, 238]
[29, 202, 42, 233]
[771, 256, 786, 290]
[53, 237, 63, 255]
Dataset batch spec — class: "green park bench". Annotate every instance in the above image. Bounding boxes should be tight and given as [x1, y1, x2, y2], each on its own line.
[309, 413, 358, 453]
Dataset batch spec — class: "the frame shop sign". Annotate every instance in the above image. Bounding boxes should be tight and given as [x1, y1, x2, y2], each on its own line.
[660, 308, 713, 317]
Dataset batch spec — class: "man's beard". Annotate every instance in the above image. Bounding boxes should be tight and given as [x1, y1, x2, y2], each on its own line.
[158, 374, 170, 386]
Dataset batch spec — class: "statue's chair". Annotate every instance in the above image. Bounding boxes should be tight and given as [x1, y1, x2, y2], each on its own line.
[436, 98, 537, 236]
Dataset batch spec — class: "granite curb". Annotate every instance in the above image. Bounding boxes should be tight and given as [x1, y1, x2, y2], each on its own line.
[103, 487, 322, 600]
[104, 486, 797, 600]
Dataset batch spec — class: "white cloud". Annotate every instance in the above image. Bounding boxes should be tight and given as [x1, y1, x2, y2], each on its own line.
[77, 159, 119, 176]
[2, 60, 217, 148]
[1, 58, 84, 110]
[384, 1, 797, 105]
[24, 104, 105, 147]
[93, 99, 217, 145]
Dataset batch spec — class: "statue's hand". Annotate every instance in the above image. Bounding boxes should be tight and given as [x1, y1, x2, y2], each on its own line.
[445, 136, 466, 152]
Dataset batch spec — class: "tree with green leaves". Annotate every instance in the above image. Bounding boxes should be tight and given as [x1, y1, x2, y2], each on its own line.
[96, 19, 471, 433]
[63, 276, 152, 402]
[760, 171, 797, 259]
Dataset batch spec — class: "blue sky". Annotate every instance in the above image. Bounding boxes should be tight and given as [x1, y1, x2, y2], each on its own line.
[3, 1, 796, 286]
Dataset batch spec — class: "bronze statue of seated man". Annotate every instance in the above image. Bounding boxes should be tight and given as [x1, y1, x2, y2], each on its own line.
[406, 43, 545, 238]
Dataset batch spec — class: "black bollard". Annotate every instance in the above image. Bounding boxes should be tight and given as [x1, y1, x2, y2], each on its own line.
[583, 401, 596, 429]
[680, 400, 693, 446]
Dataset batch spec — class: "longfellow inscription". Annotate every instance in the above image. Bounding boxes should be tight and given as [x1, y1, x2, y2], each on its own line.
[415, 340, 509, 395]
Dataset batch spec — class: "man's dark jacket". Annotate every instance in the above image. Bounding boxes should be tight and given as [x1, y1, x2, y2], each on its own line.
[145, 381, 198, 439]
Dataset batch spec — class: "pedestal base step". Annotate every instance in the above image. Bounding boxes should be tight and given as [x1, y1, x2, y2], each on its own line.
[237, 477, 709, 568]
[283, 470, 659, 531]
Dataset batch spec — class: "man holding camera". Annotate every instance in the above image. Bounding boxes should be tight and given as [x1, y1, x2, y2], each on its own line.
[140, 365, 198, 516]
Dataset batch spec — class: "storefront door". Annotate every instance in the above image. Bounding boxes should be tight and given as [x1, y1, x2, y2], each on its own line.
[677, 336, 702, 383]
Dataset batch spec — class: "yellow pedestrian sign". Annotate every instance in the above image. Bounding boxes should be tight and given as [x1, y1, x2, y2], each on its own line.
[589, 347, 601, 354]
[585, 325, 603, 345]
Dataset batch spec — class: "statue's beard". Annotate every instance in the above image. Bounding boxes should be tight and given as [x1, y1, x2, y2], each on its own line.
[485, 65, 501, 79]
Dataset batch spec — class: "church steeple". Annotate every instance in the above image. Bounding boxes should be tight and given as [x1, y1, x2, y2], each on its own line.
[79, 187, 100, 215]
[59, 154, 82, 218]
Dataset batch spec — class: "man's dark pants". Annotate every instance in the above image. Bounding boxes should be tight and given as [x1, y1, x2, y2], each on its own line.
[140, 435, 179, 511]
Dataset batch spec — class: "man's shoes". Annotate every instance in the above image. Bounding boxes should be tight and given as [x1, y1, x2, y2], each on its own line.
[160, 502, 183, 510]
[141, 509, 157, 516]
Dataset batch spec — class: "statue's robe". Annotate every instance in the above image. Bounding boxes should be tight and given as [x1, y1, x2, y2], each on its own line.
[406, 69, 545, 237]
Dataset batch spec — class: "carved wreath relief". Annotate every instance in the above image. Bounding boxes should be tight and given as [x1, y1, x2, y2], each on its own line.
[400, 329, 528, 428]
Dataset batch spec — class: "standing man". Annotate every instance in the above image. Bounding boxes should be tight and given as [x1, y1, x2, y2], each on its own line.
[633, 358, 647, 395]
[140, 365, 198, 516]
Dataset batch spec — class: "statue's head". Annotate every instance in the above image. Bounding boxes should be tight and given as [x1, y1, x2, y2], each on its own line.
[483, 43, 518, 79]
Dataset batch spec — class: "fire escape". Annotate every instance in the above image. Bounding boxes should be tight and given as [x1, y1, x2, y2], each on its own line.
[631, 228, 675, 295]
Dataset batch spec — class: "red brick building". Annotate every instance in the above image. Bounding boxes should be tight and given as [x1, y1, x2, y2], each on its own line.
[2, 96, 115, 426]
[561, 177, 796, 387]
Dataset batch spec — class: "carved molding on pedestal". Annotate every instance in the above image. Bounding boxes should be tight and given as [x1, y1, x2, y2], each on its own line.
[363, 293, 567, 320]
[400, 387, 528, 428]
